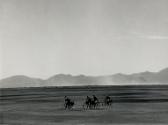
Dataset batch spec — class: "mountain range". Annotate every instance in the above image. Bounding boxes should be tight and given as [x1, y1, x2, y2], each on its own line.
[0, 67, 168, 88]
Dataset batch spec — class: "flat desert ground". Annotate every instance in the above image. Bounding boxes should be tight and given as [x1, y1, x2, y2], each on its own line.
[1, 85, 168, 125]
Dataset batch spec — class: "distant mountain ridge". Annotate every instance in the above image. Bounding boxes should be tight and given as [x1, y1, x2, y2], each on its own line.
[0, 68, 168, 88]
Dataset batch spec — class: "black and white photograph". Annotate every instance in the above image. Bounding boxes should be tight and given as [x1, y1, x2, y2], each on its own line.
[0, 0, 168, 124]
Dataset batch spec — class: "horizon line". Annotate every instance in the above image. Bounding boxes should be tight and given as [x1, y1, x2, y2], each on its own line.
[1, 66, 167, 81]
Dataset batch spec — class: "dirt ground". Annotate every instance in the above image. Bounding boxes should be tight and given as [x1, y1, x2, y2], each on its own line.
[1, 85, 168, 125]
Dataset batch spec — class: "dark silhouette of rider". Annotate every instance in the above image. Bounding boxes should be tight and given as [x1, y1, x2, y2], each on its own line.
[104, 95, 112, 105]
[64, 96, 71, 105]
[105, 95, 110, 101]
[86, 96, 91, 101]
[93, 95, 99, 103]
[64, 96, 74, 109]
[86, 96, 91, 103]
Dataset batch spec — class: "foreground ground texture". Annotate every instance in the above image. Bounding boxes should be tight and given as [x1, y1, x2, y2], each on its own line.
[1, 85, 168, 125]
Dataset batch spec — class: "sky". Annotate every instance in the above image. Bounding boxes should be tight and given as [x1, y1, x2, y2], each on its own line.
[0, 0, 168, 79]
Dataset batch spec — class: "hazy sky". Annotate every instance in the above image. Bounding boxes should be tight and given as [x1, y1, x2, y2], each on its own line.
[0, 0, 168, 79]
